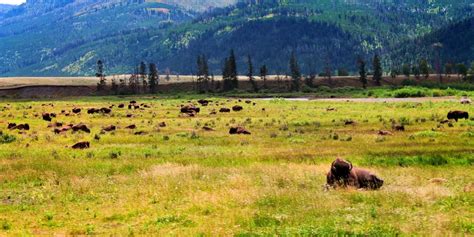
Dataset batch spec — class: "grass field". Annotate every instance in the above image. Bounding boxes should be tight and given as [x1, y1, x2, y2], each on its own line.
[0, 96, 473, 235]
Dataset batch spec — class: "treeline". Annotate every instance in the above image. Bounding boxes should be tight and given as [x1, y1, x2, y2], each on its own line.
[96, 60, 161, 94]
[96, 49, 474, 94]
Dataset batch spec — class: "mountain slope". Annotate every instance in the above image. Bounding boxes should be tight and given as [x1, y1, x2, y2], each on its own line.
[0, 0, 472, 76]
[390, 16, 474, 68]
[0, 4, 14, 13]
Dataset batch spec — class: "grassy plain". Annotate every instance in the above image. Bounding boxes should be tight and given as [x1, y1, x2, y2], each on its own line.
[0, 96, 473, 235]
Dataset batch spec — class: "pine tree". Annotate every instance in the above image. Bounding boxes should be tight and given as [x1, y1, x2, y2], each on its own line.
[128, 69, 139, 94]
[390, 68, 398, 79]
[289, 51, 301, 91]
[247, 55, 258, 92]
[96, 60, 107, 92]
[119, 76, 127, 94]
[202, 55, 209, 92]
[196, 55, 204, 92]
[111, 76, 119, 95]
[222, 57, 232, 91]
[260, 65, 268, 89]
[139, 61, 147, 93]
[372, 54, 382, 86]
[402, 64, 411, 78]
[148, 63, 158, 93]
[456, 63, 468, 81]
[229, 49, 238, 89]
[445, 63, 453, 76]
[412, 65, 420, 79]
[419, 59, 430, 79]
[358, 58, 367, 89]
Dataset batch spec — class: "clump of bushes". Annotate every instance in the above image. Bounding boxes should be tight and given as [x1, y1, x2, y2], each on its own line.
[393, 87, 430, 98]
[0, 132, 16, 144]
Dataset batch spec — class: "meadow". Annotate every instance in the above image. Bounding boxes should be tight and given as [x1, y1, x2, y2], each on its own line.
[0, 96, 472, 235]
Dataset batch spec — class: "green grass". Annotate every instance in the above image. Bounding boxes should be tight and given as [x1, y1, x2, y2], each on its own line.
[0, 96, 472, 235]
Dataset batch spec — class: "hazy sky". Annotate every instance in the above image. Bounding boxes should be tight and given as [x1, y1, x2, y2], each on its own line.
[0, 0, 25, 5]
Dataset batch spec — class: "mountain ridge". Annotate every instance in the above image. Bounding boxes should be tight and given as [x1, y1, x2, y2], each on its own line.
[0, 0, 472, 76]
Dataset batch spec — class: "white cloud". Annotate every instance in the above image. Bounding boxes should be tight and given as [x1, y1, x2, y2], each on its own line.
[0, 0, 26, 5]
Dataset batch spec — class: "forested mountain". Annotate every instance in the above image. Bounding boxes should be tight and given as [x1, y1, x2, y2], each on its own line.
[0, 0, 472, 76]
[390, 16, 474, 69]
[0, 4, 14, 14]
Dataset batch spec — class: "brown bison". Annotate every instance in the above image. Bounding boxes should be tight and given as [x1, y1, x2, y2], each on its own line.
[181, 104, 200, 116]
[198, 99, 211, 106]
[393, 125, 405, 131]
[7, 123, 17, 129]
[158, 122, 167, 127]
[42, 112, 56, 121]
[326, 158, 384, 190]
[47, 122, 63, 128]
[202, 126, 215, 131]
[72, 123, 91, 133]
[125, 124, 136, 129]
[102, 125, 116, 132]
[118, 104, 125, 108]
[447, 110, 469, 122]
[378, 130, 392, 136]
[344, 120, 356, 126]
[232, 105, 243, 112]
[100, 107, 112, 114]
[72, 141, 90, 149]
[219, 108, 231, 113]
[54, 125, 73, 134]
[72, 108, 81, 114]
[87, 108, 100, 114]
[8, 123, 30, 131]
[229, 126, 251, 135]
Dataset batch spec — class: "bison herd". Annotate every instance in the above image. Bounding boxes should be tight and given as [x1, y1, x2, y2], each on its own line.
[2, 98, 472, 191]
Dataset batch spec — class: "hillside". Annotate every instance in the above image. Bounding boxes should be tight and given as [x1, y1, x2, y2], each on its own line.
[0, 0, 472, 76]
[390, 16, 474, 68]
[0, 4, 14, 14]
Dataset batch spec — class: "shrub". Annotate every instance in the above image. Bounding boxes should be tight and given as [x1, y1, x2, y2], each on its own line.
[0, 133, 16, 144]
[393, 87, 430, 98]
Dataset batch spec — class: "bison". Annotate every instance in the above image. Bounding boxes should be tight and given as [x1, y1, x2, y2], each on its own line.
[87, 108, 100, 114]
[393, 124, 405, 131]
[378, 130, 392, 136]
[72, 124, 91, 133]
[229, 126, 251, 135]
[181, 104, 200, 116]
[232, 105, 243, 112]
[9, 123, 30, 131]
[72, 141, 90, 149]
[219, 108, 231, 113]
[198, 99, 211, 106]
[72, 108, 81, 114]
[54, 125, 73, 134]
[326, 158, 383, 190]
[42, 112, 56, 121]
[158, 122, 167, 127]
[100, 107, 112, 114]
[447, 110, 469, 122]
[102, 125, 116, 132]
[125, 124, 136, 129]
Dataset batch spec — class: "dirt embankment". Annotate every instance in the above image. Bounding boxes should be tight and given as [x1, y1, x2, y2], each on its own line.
[0, 85, 95, 99]
[0, 74, 466, 98]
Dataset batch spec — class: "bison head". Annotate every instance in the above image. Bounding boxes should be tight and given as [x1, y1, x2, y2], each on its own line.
[330, 158, 353, 178]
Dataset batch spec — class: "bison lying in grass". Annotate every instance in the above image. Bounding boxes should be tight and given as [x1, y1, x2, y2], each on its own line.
[229, 126, 251, 135]
[72, 141, 90, 149]
[8, 123, 30, 131]
[326, 158, 384, 190]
